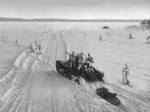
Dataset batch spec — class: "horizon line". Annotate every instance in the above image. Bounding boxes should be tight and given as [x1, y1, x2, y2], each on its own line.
[0, 17, 146, 22]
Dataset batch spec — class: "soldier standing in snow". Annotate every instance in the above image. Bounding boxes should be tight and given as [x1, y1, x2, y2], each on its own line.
[15, 39, 19, 46]
[146, 35, 150, 44]
[99, 33, 102, 41]
[129, 33, 133, 40]
[122, 63, 131, 85]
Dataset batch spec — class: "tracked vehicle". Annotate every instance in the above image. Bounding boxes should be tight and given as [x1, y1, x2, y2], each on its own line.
[56, 60, 104, 82]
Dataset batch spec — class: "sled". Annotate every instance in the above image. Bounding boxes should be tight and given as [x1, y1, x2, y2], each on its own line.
[96, 87, 121, 106]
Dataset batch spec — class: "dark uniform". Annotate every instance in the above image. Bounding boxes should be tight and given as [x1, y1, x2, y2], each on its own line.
[146, 36, 150, 44]
[86, 53, 94, 63]
[77, 52, 84, 70]
[122, 63, 130, 84]
[68, 51, 77, 70]
[129, 33, 133, 40]
[81, 53, 94, 74]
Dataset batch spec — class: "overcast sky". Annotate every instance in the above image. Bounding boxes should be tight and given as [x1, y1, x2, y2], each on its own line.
[0, 0, 150, 19]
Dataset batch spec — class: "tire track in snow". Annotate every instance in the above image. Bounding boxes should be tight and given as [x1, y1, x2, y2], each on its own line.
[106, 83, 150, 112]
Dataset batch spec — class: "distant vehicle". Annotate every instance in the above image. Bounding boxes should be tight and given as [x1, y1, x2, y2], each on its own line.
[56, 60, 104, 82]
[102, 26, 110, 29]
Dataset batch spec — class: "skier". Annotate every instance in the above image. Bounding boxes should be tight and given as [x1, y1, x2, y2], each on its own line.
[122, 63, 131, 85]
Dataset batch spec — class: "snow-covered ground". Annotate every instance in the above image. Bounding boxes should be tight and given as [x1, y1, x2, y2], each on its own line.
[0, 22, 150, 112]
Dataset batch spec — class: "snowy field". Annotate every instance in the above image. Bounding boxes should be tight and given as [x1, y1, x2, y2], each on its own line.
[0, 22, 150, 112]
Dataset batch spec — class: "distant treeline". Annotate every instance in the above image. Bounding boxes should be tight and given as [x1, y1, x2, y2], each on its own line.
[140, 20, 150, 26]
[0, 17, 141, 22]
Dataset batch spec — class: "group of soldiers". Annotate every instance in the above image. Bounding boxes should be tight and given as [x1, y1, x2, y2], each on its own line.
[67, 51, 131, 85]
[1, 35, 8, 42]
[28, 41, 42, 54]
[67, 51, 94, 73]
[128, 33, 150, 44]
[1, 35, 20, 46]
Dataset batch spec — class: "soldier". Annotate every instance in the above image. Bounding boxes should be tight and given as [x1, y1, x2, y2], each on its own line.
[129, 33, 133, 40]
[67, 51, 76, 70]
[28, 42, 34, 53]
[77, 52, 84, 70]
[38, 43, 42, 53]
[99, 33, 102, 41]
[146, 35, 150, 44]
[81, 53, 94, 73]
[36, 41, 42, 54]
[122, 63, 131, 85]
[15, 39, 19, 46]
[86, 53, 94, 64]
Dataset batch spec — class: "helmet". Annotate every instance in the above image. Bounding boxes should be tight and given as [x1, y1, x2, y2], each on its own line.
[80, 52, 83, 55]
[72, 51, 75, 55]
[125, 63, 129, 67]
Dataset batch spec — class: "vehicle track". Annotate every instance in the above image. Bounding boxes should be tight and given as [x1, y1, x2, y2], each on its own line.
[0, 48, 150, 112]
